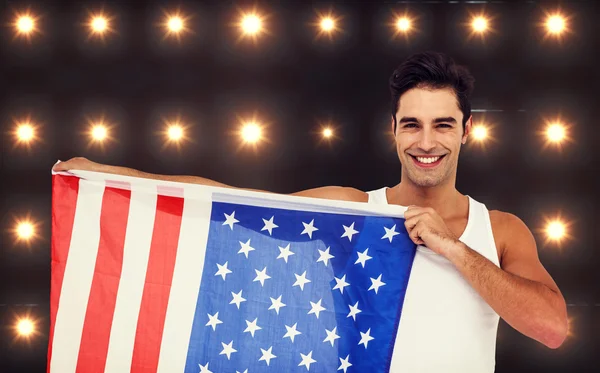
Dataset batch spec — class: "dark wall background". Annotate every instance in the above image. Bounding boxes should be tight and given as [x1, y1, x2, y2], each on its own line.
[1, 0, 598, 372]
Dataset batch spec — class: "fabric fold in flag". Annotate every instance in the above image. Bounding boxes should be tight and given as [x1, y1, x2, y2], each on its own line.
[49, 168, 417, 373]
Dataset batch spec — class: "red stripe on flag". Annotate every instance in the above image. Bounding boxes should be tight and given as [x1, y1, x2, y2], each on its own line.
[75, 187, 131, 373]
[48, 175, 80, 372]
[130, 195, 184, 373]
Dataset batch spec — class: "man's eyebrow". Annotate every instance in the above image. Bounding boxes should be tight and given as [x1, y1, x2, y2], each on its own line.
[433, 117, 457, 124]
[398, 117, 458, 124]
[398, 117, 420, 124]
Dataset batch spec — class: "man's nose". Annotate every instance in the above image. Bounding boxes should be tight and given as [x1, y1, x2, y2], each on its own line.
[417, 130, 436, 152]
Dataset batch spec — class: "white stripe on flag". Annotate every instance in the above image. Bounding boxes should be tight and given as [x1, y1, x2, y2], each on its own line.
[103, 186, 158, 373]
[156, 191, 213, 372]
[50, 180, 105, 373]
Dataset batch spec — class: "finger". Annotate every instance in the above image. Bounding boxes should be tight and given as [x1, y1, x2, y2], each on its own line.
[404, 206, 420, 219]
[404, 216, 419, 232]
[408, 223, 422, 244]
[52, 162, 68, 171]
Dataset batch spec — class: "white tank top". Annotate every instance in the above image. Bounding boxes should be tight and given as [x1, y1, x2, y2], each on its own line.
[367, 187, 500, 373]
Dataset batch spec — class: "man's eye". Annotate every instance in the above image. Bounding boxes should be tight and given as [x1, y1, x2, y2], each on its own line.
[438, 123, 452, 128]
[404, 123, 417, 128]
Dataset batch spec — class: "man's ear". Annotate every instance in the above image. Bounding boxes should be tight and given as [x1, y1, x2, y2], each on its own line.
[391, 116, 396, 137]
[462, 116, 472, 144]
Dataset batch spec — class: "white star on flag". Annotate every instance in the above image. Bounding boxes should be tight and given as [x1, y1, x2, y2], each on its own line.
[238, 239, 255, 258]
[308, 299, 326, 319]
[253, 267, 271, 286]
[382, 224, 400, 242]
[205, 312, 223, 331]
[283, 323, 302, 343]
[261, 216, 278, 235]
[259, 346, 276, 366]
[358, 328, 375, 348]
[347, 301, 362, 321]
[268, 295, 286, 314]
[354, 248, 372, 268]
[277, 243, 295, 263]
[301, 219, 319, 239]
[222, 211, 239, 230]
[236, 370, 248, 373]
[293, 271, 311, 291]
[341, 222, 359, 242]
[323, 326, 340, 346]
[244, 318, 262, 337]
[332, 274, 350, 294]
[368, 274, 386, 294]
[316, 247, 334, 266]
[338, 355, 352, 372]
[230, 290, 246, 309]
[215, 262, 232, 280]
[199, 362, 212, 373]
[298, 351, 317, 371]
[219, 341, 237, 360]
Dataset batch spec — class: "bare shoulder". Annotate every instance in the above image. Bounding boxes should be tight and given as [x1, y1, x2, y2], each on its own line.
[489, 209, 537, 264]
[291, 186, 368, 202]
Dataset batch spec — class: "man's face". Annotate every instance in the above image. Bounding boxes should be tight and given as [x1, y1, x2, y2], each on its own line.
[393, 87, 470, 188]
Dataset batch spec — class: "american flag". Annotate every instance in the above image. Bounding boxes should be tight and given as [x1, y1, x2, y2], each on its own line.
[49, 169, 416, 373]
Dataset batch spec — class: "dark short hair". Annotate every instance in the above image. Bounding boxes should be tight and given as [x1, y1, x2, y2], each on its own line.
[389, 51, 475, 133]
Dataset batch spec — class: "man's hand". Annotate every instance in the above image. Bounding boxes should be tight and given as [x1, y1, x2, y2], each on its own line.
[53, 157, 106, 173]
[403, 205, 460, 258]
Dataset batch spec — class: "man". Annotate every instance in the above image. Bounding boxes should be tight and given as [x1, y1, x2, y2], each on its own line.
[53, 51, 568, 371]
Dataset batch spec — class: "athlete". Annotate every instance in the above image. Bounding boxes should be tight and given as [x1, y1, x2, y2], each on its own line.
[53, 51, 568, 372]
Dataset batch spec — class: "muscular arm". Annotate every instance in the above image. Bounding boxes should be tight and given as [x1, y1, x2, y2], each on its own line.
[446, 211, 568, 348]
[52, 157, 367, 202]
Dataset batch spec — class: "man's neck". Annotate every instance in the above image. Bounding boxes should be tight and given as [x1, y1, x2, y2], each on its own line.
[388, 180, 464, 219]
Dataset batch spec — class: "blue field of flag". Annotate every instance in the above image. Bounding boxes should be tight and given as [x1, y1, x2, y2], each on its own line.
[184, 201, 417, 373]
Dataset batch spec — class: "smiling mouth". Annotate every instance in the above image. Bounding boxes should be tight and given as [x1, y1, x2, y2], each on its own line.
[409, 154, 446, 168]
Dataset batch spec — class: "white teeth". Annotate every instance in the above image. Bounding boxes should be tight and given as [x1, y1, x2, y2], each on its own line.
[415, 156, 441, 164]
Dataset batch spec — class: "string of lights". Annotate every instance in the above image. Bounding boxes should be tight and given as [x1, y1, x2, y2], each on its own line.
[9, 9, 570, 42]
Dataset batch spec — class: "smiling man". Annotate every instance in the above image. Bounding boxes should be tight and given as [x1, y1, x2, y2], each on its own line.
[54, 51, 568, 372]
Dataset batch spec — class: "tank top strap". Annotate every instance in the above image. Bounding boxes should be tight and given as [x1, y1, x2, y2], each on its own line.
[366, 187, 389, 204]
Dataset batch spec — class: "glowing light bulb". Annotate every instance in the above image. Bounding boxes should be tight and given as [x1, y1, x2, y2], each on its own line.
[241, 14, 262, 35]
[472, 16, 488, 33]
[546, 220, 566, 241]
[546, 14, 566, 35]
[241, 122, 262, 143]
[546, 123, 566, 143]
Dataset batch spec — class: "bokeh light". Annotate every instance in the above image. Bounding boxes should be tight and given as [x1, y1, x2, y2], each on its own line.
[85, 11, 116, 41]
[234, 7, 269, 44]
[471, 124, 489, 141]
[396, 17, 411, 32]
[312, 11, 342, 40]
[464, 12, 495, 40]
[160, 10, 192, 41]
[158, 116, 192, 151]
[8, 214, 42, 248]
[546, 123, 566, 143]
[540, 10, 572, 41]
[12, 10, 41, 41]
[231, 113, 270, 152]
[389, 12, 417, 39]
[241, 122, 262, 143]
[168, 124, 184, 141]
[11, 313, 41, 343]
[538, 212, 574, 249]
[546, 14, 566, 35]
[11, 117, 40, 149]
[16, 318, 35, 337]
[539, 118, 573, 150]
[471, 16, 489, 33]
